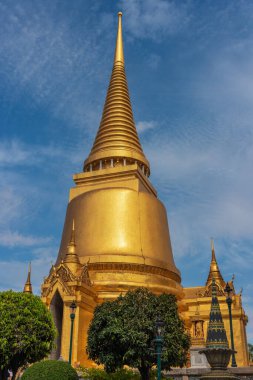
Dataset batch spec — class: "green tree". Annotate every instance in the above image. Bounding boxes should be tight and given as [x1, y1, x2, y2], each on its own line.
[0, 291, 56, 379]
[248, 343, 253, 361]
[87, 288, 190, 380]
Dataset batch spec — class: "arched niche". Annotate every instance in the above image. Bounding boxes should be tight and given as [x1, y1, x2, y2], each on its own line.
[50, 289, 64, 359]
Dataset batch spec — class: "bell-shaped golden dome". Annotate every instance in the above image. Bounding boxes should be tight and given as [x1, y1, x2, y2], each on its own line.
[58, 188, 182, 297]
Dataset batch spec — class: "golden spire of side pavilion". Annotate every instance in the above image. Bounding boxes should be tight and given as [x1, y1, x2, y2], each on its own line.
[23, 262, 33, 294]
[83, 12, 150, 175]
[64, 219, 80, 269]
[206, 238, 226, 288]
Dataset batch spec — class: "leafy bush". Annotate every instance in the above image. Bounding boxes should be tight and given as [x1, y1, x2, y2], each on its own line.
[79, 367, 168, 379]
[79, 367, 140, 379]
[22, 360, 79, 380]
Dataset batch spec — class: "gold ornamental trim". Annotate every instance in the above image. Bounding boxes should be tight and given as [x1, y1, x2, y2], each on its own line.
[88, 262, 181, 283]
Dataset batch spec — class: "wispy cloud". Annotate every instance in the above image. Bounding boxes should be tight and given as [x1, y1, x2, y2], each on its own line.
[0, 231, 52, 248]
[0, 139, 74, 252]
[0, 2, 114, 130]
[136, 120, 157, 133]
[0, 186, 25, 227]
[0, 246, 56, 294]
[0, 140, 67, 167]
[147, 54, 161, 69]
[119, 0, 190, 40]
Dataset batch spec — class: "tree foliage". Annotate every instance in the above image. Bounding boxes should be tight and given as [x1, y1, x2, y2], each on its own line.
[22, 360, 79, 380]
[249, 343, 253, 361]
[80, 367, 140, 380]
[79, 367, 167, 380]
[0, 291, 56, 379]
[87, 288, 190, 380]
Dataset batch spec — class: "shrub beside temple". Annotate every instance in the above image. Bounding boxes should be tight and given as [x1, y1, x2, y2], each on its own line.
[22, 360, 79, 380]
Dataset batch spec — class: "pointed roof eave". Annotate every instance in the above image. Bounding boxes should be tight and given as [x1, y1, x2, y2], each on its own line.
[83, 12, 150, 174]
[23, 262, 33, 294]
[206, 239, 226, 288]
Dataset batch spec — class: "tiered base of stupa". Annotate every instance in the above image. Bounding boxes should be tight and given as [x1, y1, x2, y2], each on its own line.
[200, 370, 241, 380]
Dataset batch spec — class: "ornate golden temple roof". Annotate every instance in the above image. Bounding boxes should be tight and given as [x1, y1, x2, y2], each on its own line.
[206, 239, 226, 289]
[23, 262, 33, 294]
[83, 12, 150, 175]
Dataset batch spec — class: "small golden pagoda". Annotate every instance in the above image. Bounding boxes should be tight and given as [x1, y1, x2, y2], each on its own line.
[41, 13, 249, 368]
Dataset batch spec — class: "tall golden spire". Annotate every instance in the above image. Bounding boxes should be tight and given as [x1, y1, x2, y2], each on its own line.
[114, 12, 124, 65]
[23, 262, 33, 294]
[84, 12, 150, 175]
[64, 219, 80, 271]
[206, 239, 226, 288]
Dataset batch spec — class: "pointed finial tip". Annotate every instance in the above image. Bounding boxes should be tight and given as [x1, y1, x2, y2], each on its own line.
[114, 10, 124, 66]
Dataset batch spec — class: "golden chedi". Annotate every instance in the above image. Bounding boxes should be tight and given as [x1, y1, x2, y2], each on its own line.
[42, 12, 182, 366]
[41, 13, 249, 368]
[56, 12, 182, 299]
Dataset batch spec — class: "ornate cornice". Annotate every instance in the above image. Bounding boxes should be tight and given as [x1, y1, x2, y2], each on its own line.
[88, 262, 181, 283]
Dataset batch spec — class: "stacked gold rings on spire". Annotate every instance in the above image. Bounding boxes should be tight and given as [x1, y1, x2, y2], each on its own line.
[83, 12, 150, 176]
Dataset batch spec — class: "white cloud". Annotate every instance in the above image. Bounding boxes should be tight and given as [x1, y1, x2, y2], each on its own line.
[0, 2, 113, 130]
[0, 139, 74, 251]
[119, 0, 190, 40]
[0, 139, 72, 167]
[0, 246, 56, 295]
[0, 140, 31, 165]
[136, 120, 157, 133]
[147, 53, 161, 69]
[0, 186, 24, 227]
[0, 231, 52, 248]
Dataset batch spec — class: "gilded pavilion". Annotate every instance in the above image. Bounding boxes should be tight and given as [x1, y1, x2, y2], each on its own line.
[39, 13, 249, 367]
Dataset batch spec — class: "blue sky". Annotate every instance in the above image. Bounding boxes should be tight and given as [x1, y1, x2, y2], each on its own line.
[0, 0, 253, 341]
